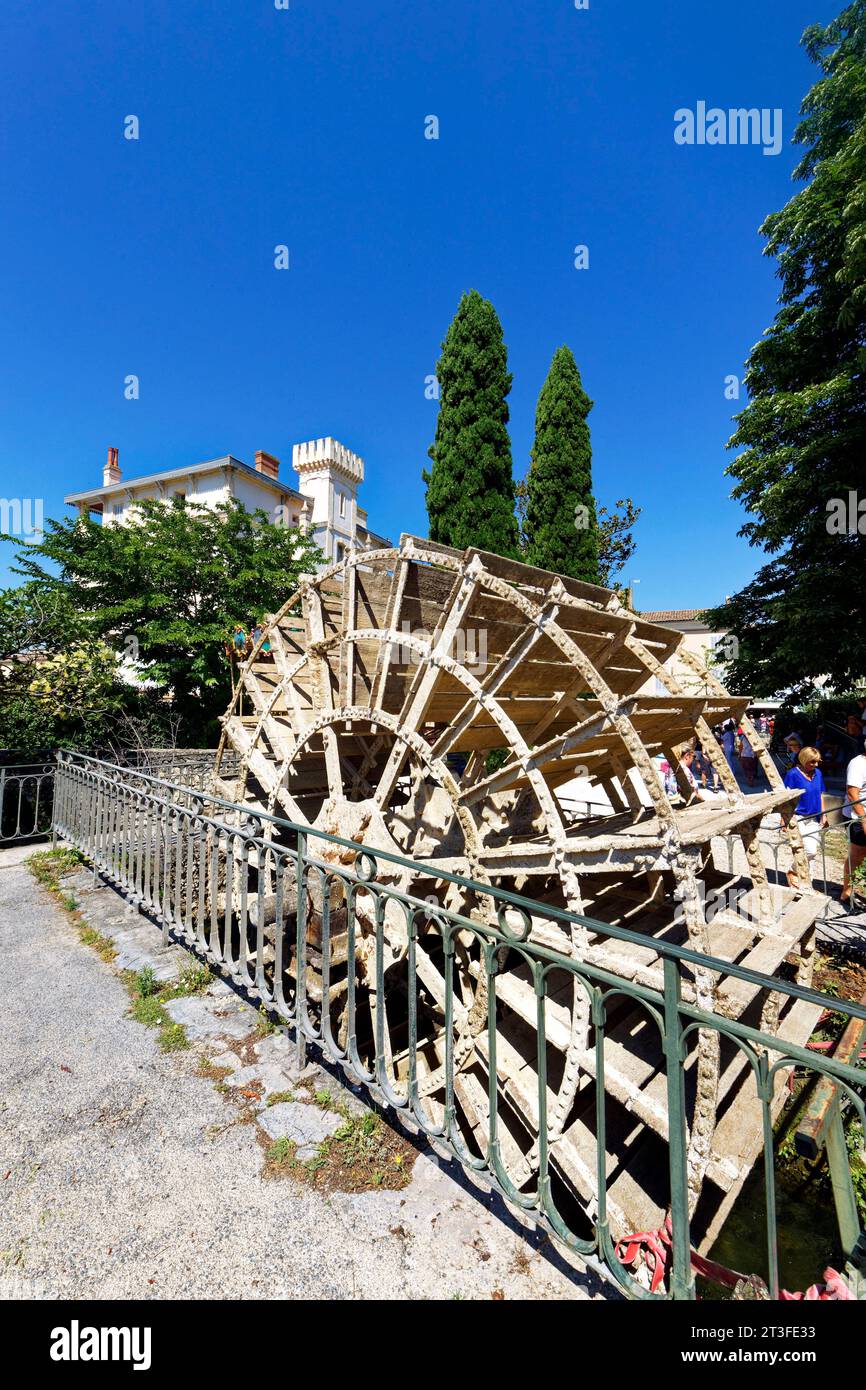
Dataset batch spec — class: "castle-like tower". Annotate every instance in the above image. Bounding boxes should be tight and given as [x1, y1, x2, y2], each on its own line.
[292, 437, 369, 564]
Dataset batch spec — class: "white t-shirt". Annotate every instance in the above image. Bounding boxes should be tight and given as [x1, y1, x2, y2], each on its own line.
[844, 754, 866, 817]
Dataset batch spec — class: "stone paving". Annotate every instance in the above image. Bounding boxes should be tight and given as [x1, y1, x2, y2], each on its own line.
[0, 847, 610, 1302]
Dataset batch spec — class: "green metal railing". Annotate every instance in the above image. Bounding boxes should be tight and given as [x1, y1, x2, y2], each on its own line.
[51, 751, 866, 1301]
[0, 761, 55, 844]
[121, 747, 239, 788]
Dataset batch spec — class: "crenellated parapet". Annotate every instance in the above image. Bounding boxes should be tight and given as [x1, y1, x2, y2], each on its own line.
[292, 437, 364, 485]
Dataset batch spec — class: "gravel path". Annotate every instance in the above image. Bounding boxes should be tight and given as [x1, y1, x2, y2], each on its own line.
[0, 849, 607, 1301]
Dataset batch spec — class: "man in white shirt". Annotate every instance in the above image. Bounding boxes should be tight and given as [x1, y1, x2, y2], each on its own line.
[680, 749, 723, 802]
[842, 738, 866, 903]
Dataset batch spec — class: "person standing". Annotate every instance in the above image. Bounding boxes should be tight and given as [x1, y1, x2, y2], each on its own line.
[739, 729, 757, 786]
[783, 747, 828, 890]
[695, 741, 721, 792]
[721, 720, 737, 776]
[783, 734, 803, 770]
[842, 736, 866, 904]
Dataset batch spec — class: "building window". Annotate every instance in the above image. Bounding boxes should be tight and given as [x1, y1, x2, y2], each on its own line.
[174, 490, 186, 501]
[335, 542, 346, 564]
[339, 491, 346, 518]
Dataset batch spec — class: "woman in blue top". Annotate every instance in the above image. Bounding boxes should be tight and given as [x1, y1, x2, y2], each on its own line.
[782, 746, 828, 890]
[721, 721, 737, 775]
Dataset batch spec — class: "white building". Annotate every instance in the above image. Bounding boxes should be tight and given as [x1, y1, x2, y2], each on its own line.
[636, 608, 731, 694]
[65, 438, 389, 566]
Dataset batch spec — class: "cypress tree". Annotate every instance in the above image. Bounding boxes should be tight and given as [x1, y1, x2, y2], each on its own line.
[424, 290, 519, 557]
[522, 346, 600, 583]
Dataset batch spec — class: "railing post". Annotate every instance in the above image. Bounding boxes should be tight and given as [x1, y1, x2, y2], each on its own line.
[51, 762, 58, 848]
[295, 828, 308, 1071]
[92, 779, 101, 885]
[662, 956, 695, 1300]
[825, 1098, 863, 1265]
[758, 1052, 781, 1300]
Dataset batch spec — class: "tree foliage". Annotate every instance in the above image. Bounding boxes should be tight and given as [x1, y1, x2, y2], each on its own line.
[596, 498, 641, 589]
[0, 583, 121, 751]
[424, 290, 520, 558]
[522, 346, 600, 582]
[705, 2, 866, 697]
[3, 499, 323, 744]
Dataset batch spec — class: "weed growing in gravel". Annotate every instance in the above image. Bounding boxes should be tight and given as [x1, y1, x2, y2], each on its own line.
[176, 961, 212, 995]
[159, 1022, 190, 1053]
[255, 1005, 278, 1037]
[333, 1110, 379, 1158]
[27, 851, 116, 961]
[124, 975, 191, 1052]
[267, 1137, 295, 1166]
[0, 1240, 27, 1269]
[265, 1090, 296, 1107]
[27, 849, 83, 889]
[129, 994, 164, 1027]
[262, 1097, 414, 1193]
[134, 966, 157, 999]
[77, 926, 116, 962]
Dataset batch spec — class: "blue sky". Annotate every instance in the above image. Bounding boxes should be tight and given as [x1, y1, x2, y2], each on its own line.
[0, 0, 838, 606]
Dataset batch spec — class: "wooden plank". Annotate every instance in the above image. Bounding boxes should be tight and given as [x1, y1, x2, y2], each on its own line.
[794, 989, 866, 1159]
[493, 966, 573, 1051]
[715, 893, 825, 1017]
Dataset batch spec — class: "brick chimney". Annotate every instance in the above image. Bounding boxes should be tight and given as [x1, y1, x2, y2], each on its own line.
[104, 446, 121, 486]
[254, 450, 280, 481]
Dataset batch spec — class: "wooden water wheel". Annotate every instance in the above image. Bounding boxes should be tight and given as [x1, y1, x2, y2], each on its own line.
[214, 535, 824, 1252]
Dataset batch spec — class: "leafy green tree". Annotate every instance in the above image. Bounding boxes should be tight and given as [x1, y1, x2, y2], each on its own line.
[424, 290, 520, 557]
[5, 500, 323, 741]
[704, 2, 866, 697]
[596, 498, 641, 589]
[522, 346, 600, 582]
[0, 583, 121, 751]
